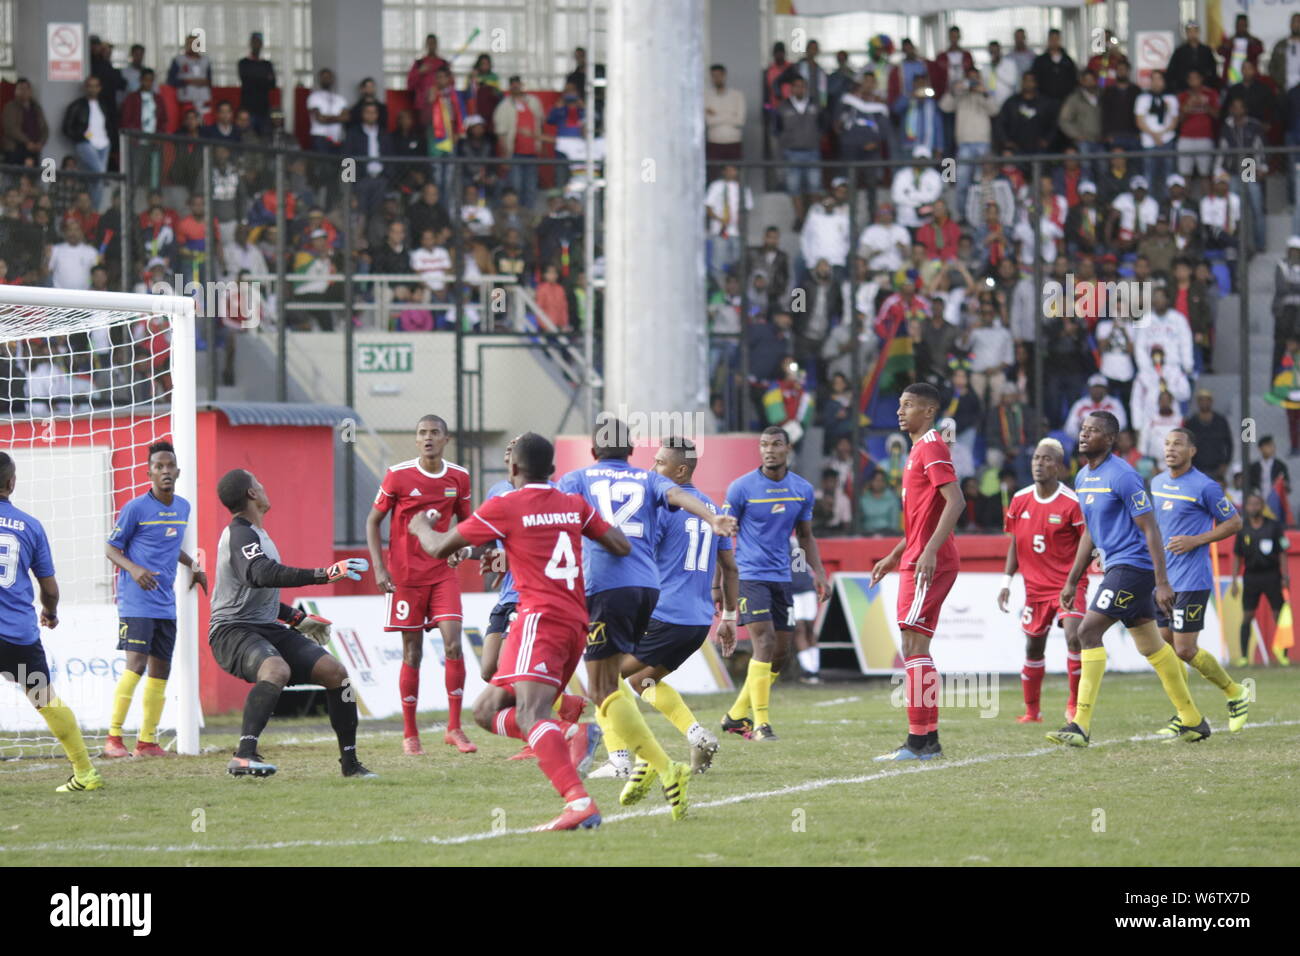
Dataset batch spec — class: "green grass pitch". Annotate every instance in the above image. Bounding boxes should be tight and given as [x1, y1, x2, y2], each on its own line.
[2, 669, 1297, 866]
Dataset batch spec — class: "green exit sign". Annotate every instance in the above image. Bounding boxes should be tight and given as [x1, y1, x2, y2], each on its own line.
[358, 343, 414, 373]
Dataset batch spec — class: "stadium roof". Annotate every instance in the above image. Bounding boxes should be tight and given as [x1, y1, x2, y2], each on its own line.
[786, 0, 1087, 13]
[198, 401, 362, 429]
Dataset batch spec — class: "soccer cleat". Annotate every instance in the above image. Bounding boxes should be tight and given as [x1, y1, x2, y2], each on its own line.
[619, 759, 659, 806]
[508, 745, 536, 761]
[587, 760, 631, 779]
[556, 695, 589, 723]
[873, 744, 930, 762]
[534, 797, 602, 831]
[341, 756, 379, 778]
[1155, 715, 1185, 738]
[570, 723, 603, 777]
[920, 737, 943, 759]
[1179, 717, 1212, 743]
[746, 723, 778, 741]
[1274, 647, 1292, 667]
[720, 713, 753, 737]
[228, 754, 277, 777]
[102, 735, 130, 759]
[1046, 722, 1090, 747]
[56, 768, 104, 792]
[1227, 686, 1251, 733]
[402, 736, 426, 756]
[661, 761, 691, 821]
[444, 728, 478, 753]
[1016, 712, 1043, 724]
[688, 726, 720, 774]
[1234, 656, 1249, 668]
[132, 741, 169, 758]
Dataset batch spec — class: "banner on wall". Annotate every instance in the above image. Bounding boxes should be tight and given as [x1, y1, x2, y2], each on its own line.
[819, 572, 1231, 675]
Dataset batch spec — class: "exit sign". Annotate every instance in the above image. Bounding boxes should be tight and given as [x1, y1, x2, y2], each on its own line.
[358, 343, 413, 373]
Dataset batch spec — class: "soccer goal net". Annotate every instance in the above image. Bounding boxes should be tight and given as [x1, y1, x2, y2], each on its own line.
[0, 286, 200, 759]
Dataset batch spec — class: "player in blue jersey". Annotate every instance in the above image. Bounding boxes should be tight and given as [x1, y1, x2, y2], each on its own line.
[720, 426, 829, 742]
[1151, 428, 1251, 736]
[0, 452, 102, 792]
[1050, 412, 1209, 747]
[614, 436, 738, 788]
[559, 415, 735, 816]
[103, 441, 207, 759]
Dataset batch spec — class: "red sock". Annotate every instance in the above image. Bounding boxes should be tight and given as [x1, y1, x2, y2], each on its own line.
[1066, 653, 1082, 712]
[445, 656, 466, 731]
[1021, 658, 1046, 715]
[556, 693, 587, 723]
[399, 662, 419, 738]
[491, 707, 523, 739]
[925, 659, 940, 734]
[529, 719, 586, 802]
[904, 655, 933, 735]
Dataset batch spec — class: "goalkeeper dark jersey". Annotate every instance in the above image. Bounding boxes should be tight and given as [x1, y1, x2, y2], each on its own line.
[209, 517, 319, 632]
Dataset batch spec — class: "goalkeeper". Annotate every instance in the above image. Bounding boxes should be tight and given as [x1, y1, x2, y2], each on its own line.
[210, 468, 375, 779]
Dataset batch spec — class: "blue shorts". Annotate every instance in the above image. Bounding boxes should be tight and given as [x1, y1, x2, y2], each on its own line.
[1090, 566, 1158, 625]
[783, 148, 821, 196]
[487, 601, 517, 638]
[739, 579, 794, 632]
[584, 586, 659, 662]
[117, 617, 178, 662]
[632, 620, 711, 673]
[0, 637, 50, 693]
[1155, 589, 1212, 633]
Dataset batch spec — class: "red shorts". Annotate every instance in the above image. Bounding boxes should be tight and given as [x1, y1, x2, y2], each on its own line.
[384, 577, 462, 631]
[490, 609, 586, 689]
[1021, 581, 1089, 638]
[896, 565, 959, 637]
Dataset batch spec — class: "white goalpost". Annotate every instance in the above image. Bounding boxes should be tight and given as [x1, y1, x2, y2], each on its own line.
[0, 286, 200, 757]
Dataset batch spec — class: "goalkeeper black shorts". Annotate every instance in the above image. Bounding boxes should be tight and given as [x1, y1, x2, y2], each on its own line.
[209, 621, 327, 685]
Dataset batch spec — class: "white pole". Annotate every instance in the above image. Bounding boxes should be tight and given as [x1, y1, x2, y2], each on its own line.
[168, 295, 201, 755]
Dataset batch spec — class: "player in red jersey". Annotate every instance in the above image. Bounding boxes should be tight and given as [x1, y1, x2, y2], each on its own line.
[870, 383, 965, 762]
[997, 438, 1088, 724]
[410, 432, 629, 830]
[365, 414, 477, 755]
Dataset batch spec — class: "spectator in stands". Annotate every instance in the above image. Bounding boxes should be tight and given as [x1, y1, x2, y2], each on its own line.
[1218, 95, 1266, 253]
[1, 78, 48, 167]
[167, 33, 212, 121]
[351, 77, 389, 134]
[465, 56, 501, 133]
[915, 305, 960, 385]
[1223, 58, 1277, 131]
[1140, 388, 1185, 461]
[1066, 374, 1129, 437]
[860, 470, 901, 535]
[888, 38, 938, 123]
[705, 163, 751, 287]
[456, 116, 497, 197]
[535, 263, 570, 331]
[891, 146, 942, 230]
[1042, 312, 1095, 426]
[820, 308, 876, 384]
[1136, 70, 1179, 202]
[1140, 215, 1177, 276]
[1109, 176, 1158, 253]
[792, 257, 842, 369]
[408, 35, 449, 116]
[459, 183, 495, 238]
[492, 77, 547, 211]
[238, 33, 276, 135]
[818, 372, 855, 450]
[89, 37, 124, 134]
[1099, 59, 1141, 157]
[226, 223, 268, 281]
[1201, 168, 1241, 258]
[119, 69, 167, 194]
[176, 194, 222, 283]
[765, 356, 812, 446]
[899, 73, 944, 158]
[813, 468, 852, 534]
[546, 79, 586, 190]
[997, 72, 1056, 155]
[941, 66, 997, 219]
[265, 107, 295, 152]
[827, 49, 856, 115]
[746, 311, 795, 400]
[1219, 14, 1264, 88]
[307, 68, 347, 157]
[1171, 256, 1214, 370]
[1062, 180, 1102, 255]
[984, 382, 1033, 478]
[777, 75, 824, 227]
[983, 40, 1018, 112]
[1031, 28, 1077, 104]
[836, 74, 888, 202]
[1059, 69, 1102, 173]
[747, 225, 791, 308]
[1137, 284, 1195, 375]
[965, 160, 1015, 228]
[201, 100, 238, 142]
[344, 101, 392, 216]
[428, 67, 465, 192]
[1184, 387, 1233, 481]
[61, 76, 110, 210]
[964, 300, 1013, 406]
[493, 188, 535, 246]
[408, 181, 450, 248]
[1274, 238, 1300, 371]
[1168, 20, 1220, 94]
[292, 228, 342, 331]
[209, 145, 242, 258]
[120, 44, 147, 96]
[856, 203, 906, 274]
[916, 198, 959, 262]
[1175, 71, 1219, 196]
[799, 190, 849, 285]
[1249, 435, 1291, 497]
[1132, 342, 1191, 445]
[705, 64, 746, 175]
[45, 219, 99, 290]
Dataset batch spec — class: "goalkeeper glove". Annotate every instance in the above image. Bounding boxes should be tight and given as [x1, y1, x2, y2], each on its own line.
[297, 613, 332, 645]
[324, 557, 370, 582]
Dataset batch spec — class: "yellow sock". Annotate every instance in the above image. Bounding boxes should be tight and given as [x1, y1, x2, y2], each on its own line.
[109, 669, 141, 738]
[594, 687, 628, 754]
[139, 676, 168, 744]
[1147, 644, 1203, 727]
[40, 698, 93, 776]
[727, 675, 751, 722]
[642, 680, 696, 736]
[770, 670, 780, 686]
[749, 660, 774, 727]
[1074, 647, 1107, 734]
[1189, 648, 1238, 696]
[599, 689, 670, 774]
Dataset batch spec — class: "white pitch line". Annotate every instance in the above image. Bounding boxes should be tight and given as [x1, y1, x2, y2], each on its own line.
[4, 718, 1295, 855]
[812, 696, 861, 708]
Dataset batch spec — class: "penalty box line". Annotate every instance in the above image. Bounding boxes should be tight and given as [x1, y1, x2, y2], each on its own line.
[3, 719, 1295, 854]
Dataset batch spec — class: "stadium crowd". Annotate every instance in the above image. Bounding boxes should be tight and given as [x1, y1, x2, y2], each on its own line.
[705, 13, 1300, 535]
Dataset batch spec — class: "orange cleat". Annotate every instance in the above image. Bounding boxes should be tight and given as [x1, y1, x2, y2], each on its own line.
[444, 728, 478, 753]
[403, 736, 426, 756]
[1016, 713, 1043, 724]
[556, 694, 589, 724]
[508, 745, 536, 760]
[132, 740, 169, 757]
[534, 798, 602, 831]
[102, 735, 131, 759]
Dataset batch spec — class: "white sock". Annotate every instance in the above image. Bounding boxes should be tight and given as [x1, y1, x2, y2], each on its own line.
[611, 748, 632, 771]
[798, 647, 820, 674]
